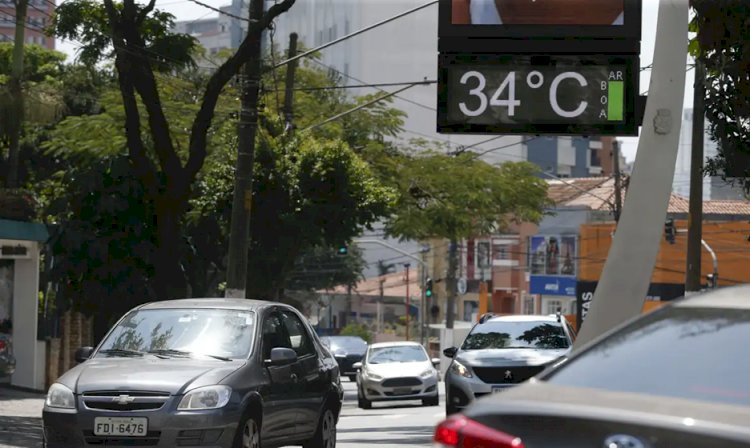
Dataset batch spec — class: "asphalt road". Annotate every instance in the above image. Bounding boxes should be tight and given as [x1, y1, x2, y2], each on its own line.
[0, 380, 447, 448]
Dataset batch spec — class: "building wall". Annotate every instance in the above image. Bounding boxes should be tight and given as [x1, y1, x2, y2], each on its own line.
[579, 220, 750, 287]
[0, 0, 55, 49]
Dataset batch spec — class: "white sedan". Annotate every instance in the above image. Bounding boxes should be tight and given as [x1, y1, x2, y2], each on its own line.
[354, 341, 440, 409]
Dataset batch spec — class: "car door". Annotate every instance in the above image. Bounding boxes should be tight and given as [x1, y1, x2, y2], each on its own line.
[258, 310, 301, 443]
[279, 309, 326, 438]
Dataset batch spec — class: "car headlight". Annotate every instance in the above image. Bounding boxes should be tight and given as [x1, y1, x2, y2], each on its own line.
[420, 368, 437, 379]
[178, 386, 232, 410]
[449, 360, 472, 378]
[364, 370, 383, 381]
[45, 383, 75, 410]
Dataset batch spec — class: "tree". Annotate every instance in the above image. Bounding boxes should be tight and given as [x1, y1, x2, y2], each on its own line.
[286, 245, 366, 293]
[690, 2, 750, 191]
[53, 0, 295, 299]
[385, 152, 551, 328]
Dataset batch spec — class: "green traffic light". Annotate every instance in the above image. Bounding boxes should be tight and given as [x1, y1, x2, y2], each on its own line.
[337, 246, 348, 255]
[426, 290, 432, 298]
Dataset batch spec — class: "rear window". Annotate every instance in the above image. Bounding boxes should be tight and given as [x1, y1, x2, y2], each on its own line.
[461, 320, 570, 350]
[545, 307, 750, 407]
[325, 336, 367, 352]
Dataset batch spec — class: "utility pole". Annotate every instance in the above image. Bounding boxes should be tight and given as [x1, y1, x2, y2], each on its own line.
[686, 60, 706, 293]
[404, 263, 410, 341]
[6, 0, 28, 188]
[446, 239, 458, 329]
[225, 0, 265, 298]
[612, 139, 623, 223]
[282, 33, 299, 135]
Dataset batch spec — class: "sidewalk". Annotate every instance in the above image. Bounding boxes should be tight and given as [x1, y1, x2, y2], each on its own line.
[0, 386, 45, 448]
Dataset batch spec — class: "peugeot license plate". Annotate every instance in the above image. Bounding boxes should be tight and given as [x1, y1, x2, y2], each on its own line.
[94, 417, 148, 436]
[491, 387, 506, 394]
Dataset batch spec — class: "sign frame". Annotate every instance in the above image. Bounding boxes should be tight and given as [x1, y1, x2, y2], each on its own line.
[437, 52, 640, 136]
[438, 0, 642, 41]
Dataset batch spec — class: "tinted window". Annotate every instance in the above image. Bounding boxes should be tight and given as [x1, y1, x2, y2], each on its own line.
[461, 321, 570, 350]
[98, 308, 255, 359]
[545, 307, 750, 407]
[325, 336, 367, 353]
[280, 310, 315, 357]
[262, 312, 290, 360]
[368, 345, 428, 364]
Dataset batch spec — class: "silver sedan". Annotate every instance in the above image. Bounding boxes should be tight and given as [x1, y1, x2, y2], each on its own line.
[354, 341, 440, 409]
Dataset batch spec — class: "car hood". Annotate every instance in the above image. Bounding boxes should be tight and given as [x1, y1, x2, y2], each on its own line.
[456, 348, 569, 367]
[57, 356, 245, 395]
[365, 361, 433, 377]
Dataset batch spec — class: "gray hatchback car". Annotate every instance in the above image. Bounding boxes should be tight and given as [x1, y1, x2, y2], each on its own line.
[42, 299, 343, 448]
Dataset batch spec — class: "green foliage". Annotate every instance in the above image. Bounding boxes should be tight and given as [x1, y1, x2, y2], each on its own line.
[690, 2, 750, 189]
[339, 323, 372, 344]
[0, 43, 67, 83]
[286, 245, 367, 292]
[385, 152, 551, 241]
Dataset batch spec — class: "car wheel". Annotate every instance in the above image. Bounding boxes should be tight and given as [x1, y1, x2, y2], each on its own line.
[234, 414, 261, 448]
[303, 406, 337, 448]
[422, 395, 439, 406]
[357, 387, 372, 410]
[348, 375, 357, 382]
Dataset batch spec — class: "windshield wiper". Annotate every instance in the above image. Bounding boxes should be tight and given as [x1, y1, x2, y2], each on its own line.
[99, 348, 144, 357]
[147, 349, 192, 358]
[201, 354, 232, 362]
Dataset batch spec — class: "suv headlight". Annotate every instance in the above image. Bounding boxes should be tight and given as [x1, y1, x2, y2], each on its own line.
[420, 368, 437, 379]
[46, 383, 75, 410]
[449, 360, 472, 378]
[178, 386, 232, 410]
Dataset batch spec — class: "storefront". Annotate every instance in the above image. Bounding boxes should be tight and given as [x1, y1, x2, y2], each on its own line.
[0, 219, 48, 390]
[529, 234, 578, 316]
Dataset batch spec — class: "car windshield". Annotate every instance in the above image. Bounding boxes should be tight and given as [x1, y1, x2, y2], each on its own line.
[97, 308, 255, 360]
[368, 345, 428, 364]
[461, 320, 570, 350]
[324, 336, 367, 353]
[544, 307, 750, 407]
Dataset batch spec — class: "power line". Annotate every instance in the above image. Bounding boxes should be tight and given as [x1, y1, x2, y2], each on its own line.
[185, 0, 248, 22]
[271, 80, 437, 92]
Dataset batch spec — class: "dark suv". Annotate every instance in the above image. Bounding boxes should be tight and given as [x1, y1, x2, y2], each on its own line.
[43, 299, 343, 448]
[443, 314, 574, 415]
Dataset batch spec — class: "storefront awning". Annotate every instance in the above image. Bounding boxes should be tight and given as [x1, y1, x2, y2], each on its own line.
[0, 219, 48, 242]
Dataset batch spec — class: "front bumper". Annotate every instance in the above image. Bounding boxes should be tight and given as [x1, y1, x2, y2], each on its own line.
[360, 375, 439, 402]
[445, 370, 517, 411]
[43, 404, 243, 448]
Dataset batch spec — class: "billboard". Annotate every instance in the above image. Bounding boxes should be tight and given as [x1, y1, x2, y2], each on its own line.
[529, 235, 576, 296]
[439, 0, 642, 41]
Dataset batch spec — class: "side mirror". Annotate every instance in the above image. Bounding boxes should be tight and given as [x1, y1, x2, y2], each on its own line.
[267, 347, 297, 366]
[431, 358, 441, 367]
[75, 346, 94, 363]
[352, 362, 362, 370]
[443, 347, 457, 358]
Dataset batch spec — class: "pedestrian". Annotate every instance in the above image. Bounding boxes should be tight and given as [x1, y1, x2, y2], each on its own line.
[452, 0, 624, 25]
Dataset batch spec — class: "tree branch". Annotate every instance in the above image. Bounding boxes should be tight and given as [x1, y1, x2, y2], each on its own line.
[137, 0, 158, 25]
[184, 0, 295, 182]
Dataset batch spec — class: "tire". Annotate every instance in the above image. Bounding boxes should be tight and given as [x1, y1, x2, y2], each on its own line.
[303, 406, 337, 448]
[422, 394, 439, 407]
[357, 387, 372, 410]
[348, 375, 357, 382]
[233, 413, 261, 448]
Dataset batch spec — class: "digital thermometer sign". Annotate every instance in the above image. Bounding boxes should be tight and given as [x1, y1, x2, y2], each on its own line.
[438, 54, 639, 136]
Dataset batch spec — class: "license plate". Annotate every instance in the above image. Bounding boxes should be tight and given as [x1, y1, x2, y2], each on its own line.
[491, 387, 506, 394]
[394, 388, 412, 395]
[94, 417, 148, 437]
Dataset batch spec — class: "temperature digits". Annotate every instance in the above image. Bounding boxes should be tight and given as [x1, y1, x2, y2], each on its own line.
[457, 70, 589, 118]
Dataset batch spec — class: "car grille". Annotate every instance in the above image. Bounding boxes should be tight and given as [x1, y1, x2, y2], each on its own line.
[472, 366, 546, 384]
[82, 391, 170, 412]
[381, 377, 422, 387]
[83, 430, 161, 446]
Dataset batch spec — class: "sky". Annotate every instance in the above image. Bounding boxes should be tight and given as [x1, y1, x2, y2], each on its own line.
[55, 0, 693, 163]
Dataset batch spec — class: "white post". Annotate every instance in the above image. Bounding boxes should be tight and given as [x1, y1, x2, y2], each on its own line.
[574, 0, 690, 348]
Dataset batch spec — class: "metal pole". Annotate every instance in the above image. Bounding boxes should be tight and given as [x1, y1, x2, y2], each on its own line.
[575, 0, 689, 349]
[686, 60, 706, 292]
[282, 33, 299, 135]
[700, 239, 718, 288]
[612, 139, 623, 223]
[405, 263, 410, 341]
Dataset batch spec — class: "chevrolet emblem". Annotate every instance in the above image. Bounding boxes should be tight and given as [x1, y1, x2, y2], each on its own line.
[113, 395, 135, 405]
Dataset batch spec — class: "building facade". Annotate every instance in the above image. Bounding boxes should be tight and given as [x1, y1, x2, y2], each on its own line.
[0, 0, 55, 49]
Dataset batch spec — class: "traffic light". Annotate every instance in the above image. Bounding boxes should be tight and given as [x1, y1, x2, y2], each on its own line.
[664, 219, 676, 244]
[336, 244, 348, 256]
[425, 277, 433, 298]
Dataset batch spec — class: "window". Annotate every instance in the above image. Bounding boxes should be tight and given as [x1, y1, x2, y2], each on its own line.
[476, 241, 490, 269]
[261, 312, 290, 360]
[493, 244, 509, 261]
[280, 310, 314, 358]
[546, 300, 563, 315]
[546, 307, 750, 407]
[462, 320, 570, 350]
[523, 296, 536, 315]
[368, 345, 428, 364]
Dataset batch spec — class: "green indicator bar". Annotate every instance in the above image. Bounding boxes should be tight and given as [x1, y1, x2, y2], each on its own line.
[608, 81, 624, 121]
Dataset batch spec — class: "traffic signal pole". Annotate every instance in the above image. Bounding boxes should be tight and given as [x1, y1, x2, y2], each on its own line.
[574, 0, 690, 349]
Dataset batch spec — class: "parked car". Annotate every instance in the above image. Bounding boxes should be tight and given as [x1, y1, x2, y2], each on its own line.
[355, 341, 440, 409]
[43, 298, 343, 448]
[433, 286, 750, 447]
[443, 314, 574, 415]
[320, 336, 368, 382]
[0, 333, 15, 376]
